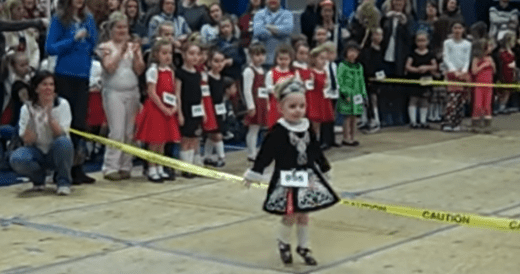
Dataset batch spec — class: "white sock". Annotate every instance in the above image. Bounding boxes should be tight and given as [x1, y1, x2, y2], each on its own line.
[180, 150, 194, 164]
[408, 106, 417, 125]
[148, 166, 158, 176]
[420, 107, 428, 124]
[204, 138, 214, 160]
[434, 103, 441, 119]
[279, 222, 292, 244]
[193, 151, 202, 166]
[215, 141, 225, 159]
[157, 165, 167, 176]
[297, 224, 309, 248]
[428, 104, 435, 120]
[373, 107, 380, 126]
[361, 109, 368, 125]
[246, 125, 260, 159]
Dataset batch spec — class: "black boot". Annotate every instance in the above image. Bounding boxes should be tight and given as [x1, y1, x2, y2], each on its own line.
[296, 246, 317, 266]
[278, 241, 292, 264]
[72, 166, 95, 185]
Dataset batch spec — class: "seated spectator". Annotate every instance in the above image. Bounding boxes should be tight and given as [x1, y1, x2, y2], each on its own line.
[253, 0, 294, 67]
[2, 0, 41, 69]
[9, 71, 74, 195]
[177, 0, 211, 32]
[238, 0, 265, 48]
[125, 0, 147, 40]
[489, 0, 519, 41]
[148, 0, 191, 44]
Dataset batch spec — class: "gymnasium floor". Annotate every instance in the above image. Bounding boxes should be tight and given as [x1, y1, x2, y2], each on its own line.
[2, 114, 520, 274]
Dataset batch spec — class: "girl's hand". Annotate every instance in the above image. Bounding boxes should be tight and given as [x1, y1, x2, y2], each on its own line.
[203, 112, 207, 123]
[178, 113, 185, 126]
[247, 109, 256, 117]
[74, 29, 88, 41]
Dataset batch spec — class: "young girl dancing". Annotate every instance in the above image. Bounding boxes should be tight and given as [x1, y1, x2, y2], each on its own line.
[243, 42, 268, 162]
[176, 41, 205, 178]
[244, 78, 339, 266]
[265, 44, 295, 129]
[135, 39, 181, 182]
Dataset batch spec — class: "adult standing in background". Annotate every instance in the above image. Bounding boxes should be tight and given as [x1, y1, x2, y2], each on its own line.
[316, 0, 346, 56]
[253, 0, 294, 67]
[45, 0, 97, 184]
[238, 0, 264, 48]
[148, 0, 191, 42]
[300, 0, 319, 47]
[489, 0, 519, 41]
[177, 0, 210, 32]
[436, 0, 464, 43]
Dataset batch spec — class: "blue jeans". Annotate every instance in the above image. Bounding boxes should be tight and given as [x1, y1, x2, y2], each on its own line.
[9, 136, 74, 187]
[0, 125, 16, 139]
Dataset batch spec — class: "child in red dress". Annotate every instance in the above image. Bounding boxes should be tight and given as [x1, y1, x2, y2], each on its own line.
[135, 39, 181, 182]
[471, 38, 496, 133]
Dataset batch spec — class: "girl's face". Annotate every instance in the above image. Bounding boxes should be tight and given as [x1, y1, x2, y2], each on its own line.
[160, 25, 175, 42]
[226, 83, 238, 97]
[23, 0, 35, 10]
[416, 34, 429, 49]
[426, 3, 437, 18]
[209, 4, 222, 22]
[162, 0, 175, 15]
[372, 30, 383, 44]
[112, 20, 129, 42]
[276, 53, 291, 69]
[184, 45, 200, 66]
[219, 20, 233, 38]
[107, 0, 120, 11]
[126, 0, 138, 18]
[321, 5, 334, 21]
[36, 77, 56, 102]
[157, 44, 172, 66]
[210, 52, 225, 73]
[280, 93, 306, 123]
[346, 48, 359, 62]
[295, 46, 309, 63]
[314, 51, 328, 69]
[315, 28, 328, 44]
[198, 49, 208, 65]
[252, 52, 266, 65]
[11, 4, 25, 20]
[446, 0, 457, 12]
[327, 49, 337, 61]
[13, 55, 30, 77]
[72, 0, 84, 10]
[392, 0, 405, 12]
[451, 23, 464, 38]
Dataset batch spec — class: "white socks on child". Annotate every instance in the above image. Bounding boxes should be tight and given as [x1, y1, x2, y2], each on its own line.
[279, 222, 292, 244]
[297, 225, 309, 248]
[419, 107, 428, 125]
[373, 107, 380, 126]
[408, 106, 417, 125]
[215, 141, 225, 159]
[204, 138, 214, 160]
[246, 125, 260, 159]
[180, 150, 194, 164]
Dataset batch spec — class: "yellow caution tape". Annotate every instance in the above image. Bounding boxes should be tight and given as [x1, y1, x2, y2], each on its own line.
[370, 77, 520, 89]
[70, 129, 520, 233]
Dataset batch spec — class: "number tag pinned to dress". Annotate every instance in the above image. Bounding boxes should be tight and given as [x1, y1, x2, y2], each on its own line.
[419, 76, 433, 86]
[192, 104, 204, 117]
[215, 103, 226, 115]
[375, 70, 386, 81]
[163, 92, 177, 106]
[280, 170, 309, 188]
[353, 94, 363, 105]
[201, 85, 211, 97]
[258, 87, 268, 98]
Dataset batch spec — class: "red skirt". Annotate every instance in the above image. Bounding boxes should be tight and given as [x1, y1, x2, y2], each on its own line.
[244, 97, 269, 126]
[306, 90, 335, 123]
[202, 96, 218, 132]
[267, 94, 281, 128]
[86, 92, 107, 127]
[135, 99, 181, 143]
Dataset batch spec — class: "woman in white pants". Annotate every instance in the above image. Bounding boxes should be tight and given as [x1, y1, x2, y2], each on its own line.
[97, 12, 145, 180]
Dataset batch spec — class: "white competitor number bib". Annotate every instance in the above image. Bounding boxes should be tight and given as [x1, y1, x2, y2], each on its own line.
[258, 87, 268, 98]
[192, 104, 204, 117]
[353, 94, 363, 105]
[201, 85, 211, 97]
[375, 70, 386, 80]
[215, 103, 226, 115]
[280, 170, 309, 188]
[162, 92, 177, 106]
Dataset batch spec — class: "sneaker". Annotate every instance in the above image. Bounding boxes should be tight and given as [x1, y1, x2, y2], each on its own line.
[442, 125, 453, 132]
[204, 158, 217, 167]
[157, 166, 172, 181]
[56, 186, 71, 196]
[214, 158, 225, 168]
[410, 123, 419, 129]
[223, 131, 234, 140]
[420, 123, 430, 129]
[367, 125, 381, 134]
[181, 172, 196, 179]
[452, 126, 461, 132]
[32, 185, 45, 191]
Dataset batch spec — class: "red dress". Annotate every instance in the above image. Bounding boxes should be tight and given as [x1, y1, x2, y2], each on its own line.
[500, 50, 516, 83]
[267, 68, 295, 128]
[86, 91, 107, 127]
[306, 69, 335, 123]
[135, 68, 181, 143]
[244, 67, 268, 126]
[472, 59, 494, 118]
[200, 71, 219, 132]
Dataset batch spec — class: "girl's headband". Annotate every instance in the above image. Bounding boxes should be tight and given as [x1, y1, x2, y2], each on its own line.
[276, 77, 306, 100]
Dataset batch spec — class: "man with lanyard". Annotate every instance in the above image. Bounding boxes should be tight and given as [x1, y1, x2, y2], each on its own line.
[253, 0, 294, 68]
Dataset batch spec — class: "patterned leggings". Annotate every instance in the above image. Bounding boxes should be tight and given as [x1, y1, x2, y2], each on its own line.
[444, 92, 466, 127]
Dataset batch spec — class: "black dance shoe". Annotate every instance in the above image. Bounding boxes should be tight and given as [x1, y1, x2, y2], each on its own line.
[296, 246, 317, 266]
